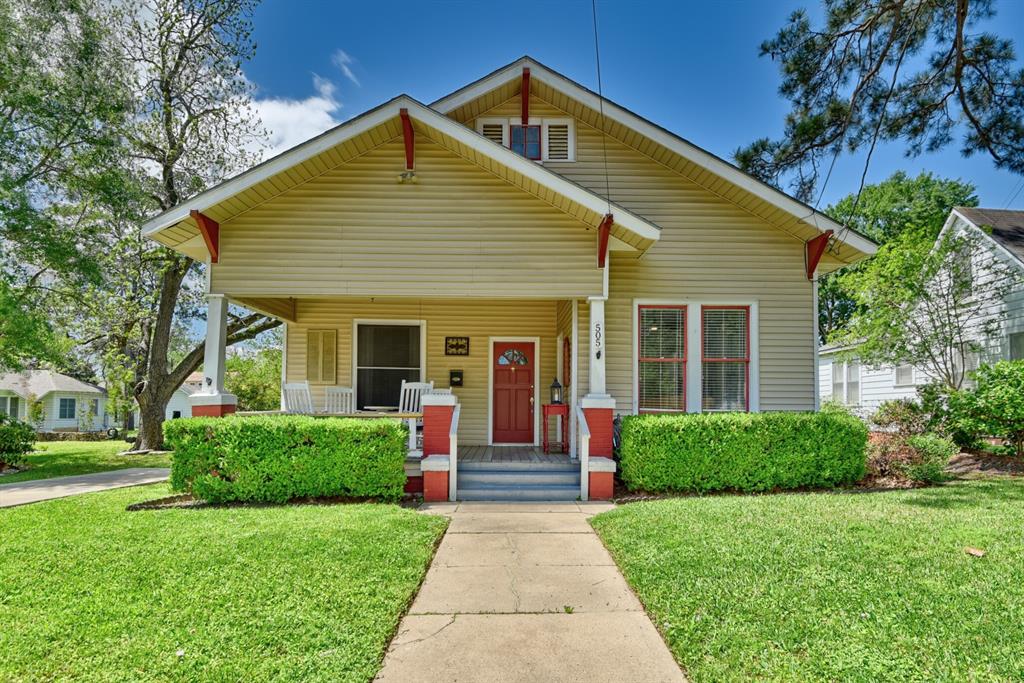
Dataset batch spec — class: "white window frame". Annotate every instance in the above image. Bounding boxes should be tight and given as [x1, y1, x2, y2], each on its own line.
[893, 363, 915, 387]
[1008, 331, 1024, 361]
[0, 396, 11, 418]
[58, 397, 77, 420]
[477, 116, 576, 162]
[829, 360, 861, 406]
[351, 319, 427, 410]
[631, 299, 759, 414]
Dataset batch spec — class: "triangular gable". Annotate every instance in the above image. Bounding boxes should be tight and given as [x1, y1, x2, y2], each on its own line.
[143, 96, 660, 260]
[432, 56, 877, 267]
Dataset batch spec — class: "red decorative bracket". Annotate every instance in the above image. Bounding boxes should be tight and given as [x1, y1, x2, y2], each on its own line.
[805, 229, 833, 280]
[521, 67, 530, 123]
[597, 213, 613, 268]
[399, 108, 415, 171]
[189, 210, 220, 264]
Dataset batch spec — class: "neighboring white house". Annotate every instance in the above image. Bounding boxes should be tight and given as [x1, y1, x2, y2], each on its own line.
[133, 381, 197, 426]
[818, 207, 1024, 416]
[0, 370, 109, 432]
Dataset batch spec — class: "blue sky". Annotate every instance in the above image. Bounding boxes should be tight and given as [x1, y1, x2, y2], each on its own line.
[245, 0, 1024, 211]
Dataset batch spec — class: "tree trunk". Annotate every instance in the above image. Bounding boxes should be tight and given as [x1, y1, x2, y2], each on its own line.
[136, 396, 166, 451]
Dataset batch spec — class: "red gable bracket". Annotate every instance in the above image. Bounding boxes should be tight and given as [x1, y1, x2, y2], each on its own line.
[189, 210, 220, 264]
[597, 213, 614, 268]
[521, 67, 531, 123]
[399, 108, 415, 171]
[805, 230, 833, 280]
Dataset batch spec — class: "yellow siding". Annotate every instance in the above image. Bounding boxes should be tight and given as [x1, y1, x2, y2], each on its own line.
[211, 135, 603, 299]
[472, 95, 815, 410]
[285, 298, 559, 444]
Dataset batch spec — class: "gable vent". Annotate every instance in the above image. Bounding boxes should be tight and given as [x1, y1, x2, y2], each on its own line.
[546, 124, 570, 160]
[481, 123, 505, 145]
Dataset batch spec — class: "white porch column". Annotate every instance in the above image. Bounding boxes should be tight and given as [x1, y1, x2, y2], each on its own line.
[587, 296, 609, 398]
[189, 293, 237, 416]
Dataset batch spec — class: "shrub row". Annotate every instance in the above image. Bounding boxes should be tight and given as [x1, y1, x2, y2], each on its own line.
[619, 411, 867, 493]
[164, 415, 408, 503]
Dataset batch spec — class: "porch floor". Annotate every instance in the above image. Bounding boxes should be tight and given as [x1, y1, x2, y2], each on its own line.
[459, 445, 573, 465]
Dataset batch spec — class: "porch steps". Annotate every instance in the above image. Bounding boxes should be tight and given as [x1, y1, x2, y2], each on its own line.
[457, 461, 581, 501]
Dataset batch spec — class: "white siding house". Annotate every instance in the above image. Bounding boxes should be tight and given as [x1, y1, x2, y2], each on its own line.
[0, 370, 109, 432]
[818, 207, 1024, 417]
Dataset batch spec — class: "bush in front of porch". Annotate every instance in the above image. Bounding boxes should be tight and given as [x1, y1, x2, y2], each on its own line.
[619, 411, 867, 493]
[165, 416, 407, 503]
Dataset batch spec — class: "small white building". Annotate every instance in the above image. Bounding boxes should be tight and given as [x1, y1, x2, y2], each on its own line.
[0, 370, 109, 432]
[132, 382, 197, 427]
[818, 207, 1024, 418]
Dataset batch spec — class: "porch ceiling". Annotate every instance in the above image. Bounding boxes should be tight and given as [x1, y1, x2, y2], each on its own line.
[143, 96, 660, 260]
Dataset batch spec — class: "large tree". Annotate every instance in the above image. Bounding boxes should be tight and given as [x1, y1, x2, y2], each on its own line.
[736, 0, 1024, 203]
[817, 171, 978, 342]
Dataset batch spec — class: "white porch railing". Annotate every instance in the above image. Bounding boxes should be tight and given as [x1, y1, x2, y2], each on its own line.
[448, 403, 460, 502]
[576, 405, 590, 501]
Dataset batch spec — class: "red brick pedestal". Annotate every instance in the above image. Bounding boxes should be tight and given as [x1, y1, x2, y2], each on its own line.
[188, 394, 238, 418]
[420, 393, 458, 502]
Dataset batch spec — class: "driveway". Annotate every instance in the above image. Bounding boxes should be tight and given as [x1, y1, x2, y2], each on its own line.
[375, 501, 686, 682]
[0, 468, 170, 508]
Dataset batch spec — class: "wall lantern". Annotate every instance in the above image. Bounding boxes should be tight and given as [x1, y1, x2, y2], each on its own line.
[549, 378, 563, 405]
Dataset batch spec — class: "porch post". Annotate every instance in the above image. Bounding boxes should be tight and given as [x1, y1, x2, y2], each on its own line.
[189, 293, 237, 417]
[581, 296, 616, 500]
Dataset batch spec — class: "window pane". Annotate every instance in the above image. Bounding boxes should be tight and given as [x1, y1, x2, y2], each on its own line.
[846, 362, 860, 405]
[703, 309, 748, 359]
[59, 398, 76, 419]
[702, 362, 747, 411]
[1012, 332, 1024, 361]
[831, 362, 844, 400]
[639, 307, 685, 359]
[356, 369, 420, 409]
[639, 361, 685, 411]
[357, 325, 419, 367]
[0, 397, 7, 417]
[10, 397, 20, 419]
[894, 364, 914, 386]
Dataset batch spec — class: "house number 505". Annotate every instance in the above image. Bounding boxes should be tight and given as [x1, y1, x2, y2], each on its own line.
[593, 322, 602, 360]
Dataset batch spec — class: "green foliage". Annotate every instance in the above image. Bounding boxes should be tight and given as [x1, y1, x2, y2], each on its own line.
[225, 342, 282, 412]
[871, 398, 927, 436]
[950, 361, 1024, 457]
[619, 411, 867, 493]
[0, 413, 35, 468]
[736, 1, 1024, 201]
[901, 434, 957, 484]
[25, 393, 44, 429]
[164, 416, 408, 503]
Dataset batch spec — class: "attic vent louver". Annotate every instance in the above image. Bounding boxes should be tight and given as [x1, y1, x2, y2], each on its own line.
[546, 123, 570, 160]
[481, 123, 504, 145]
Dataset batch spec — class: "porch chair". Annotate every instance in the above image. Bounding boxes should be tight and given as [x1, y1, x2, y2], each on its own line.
[282, 382, 315, 414]
[427, 387, 452, 395]
[399, 380, 434, 449]
[323, 386, 354, 414]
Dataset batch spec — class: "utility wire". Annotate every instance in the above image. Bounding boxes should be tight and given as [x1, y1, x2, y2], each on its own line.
[591, 0, 612, 214]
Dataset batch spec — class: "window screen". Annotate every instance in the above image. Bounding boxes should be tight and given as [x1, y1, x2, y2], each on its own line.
[894, 364, 914, 386]
[638, 306, 686, 412]
[1012, 332, 1024, 361]
[702, 307, 749, 411]
[356, 324, 421, 410]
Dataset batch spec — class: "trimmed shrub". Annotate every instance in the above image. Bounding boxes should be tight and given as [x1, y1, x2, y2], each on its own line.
[0, 414, 35, 469]
[902, 434, 957, 483]
[619, 411, 867, 493]
[164, 415, 408, 503]
[949, 361, 1024, 457]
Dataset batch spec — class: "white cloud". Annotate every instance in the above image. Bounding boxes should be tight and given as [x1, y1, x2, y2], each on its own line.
[252, 75, 343, 159]
[332, 49, 361, 87]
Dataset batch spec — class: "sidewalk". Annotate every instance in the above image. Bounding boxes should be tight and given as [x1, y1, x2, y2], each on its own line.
[0, 468, 170, 508]
[375, 501, 686, 682]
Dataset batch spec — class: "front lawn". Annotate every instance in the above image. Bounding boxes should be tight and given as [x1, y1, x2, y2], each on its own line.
[0, 485, 447, 682]
[591, 479, 1024, 682]
[0, 441, 171, 483]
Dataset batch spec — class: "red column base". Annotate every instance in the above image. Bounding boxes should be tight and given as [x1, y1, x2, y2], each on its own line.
[192, 403, 236, 417]
[583, 407, 614, 457]
[589, 471, 614, 500]
[423, 470, 449, 502]
[423, 405, 454, 456]
[404, 475, 424, 494]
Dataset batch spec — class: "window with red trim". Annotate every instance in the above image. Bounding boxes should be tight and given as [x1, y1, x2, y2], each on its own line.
[510, 125, 541, 160]
[701, 306, 749, 411]
[638, 306, 686, 412]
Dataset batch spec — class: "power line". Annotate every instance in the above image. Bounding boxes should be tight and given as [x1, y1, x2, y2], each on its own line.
[591, 0, 612, 214]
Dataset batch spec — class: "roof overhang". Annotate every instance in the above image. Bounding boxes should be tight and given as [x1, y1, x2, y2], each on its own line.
[432, 56, 878, 268]
[143, 95, 661, 258]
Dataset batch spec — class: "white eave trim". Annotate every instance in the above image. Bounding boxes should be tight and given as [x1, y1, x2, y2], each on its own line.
[142, 95, 660, 246]
[948, 209, 1024, 274]
[433, 58, 877, 257]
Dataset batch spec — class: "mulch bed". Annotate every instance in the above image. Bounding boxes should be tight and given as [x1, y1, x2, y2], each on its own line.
[126, 492, 423, 511]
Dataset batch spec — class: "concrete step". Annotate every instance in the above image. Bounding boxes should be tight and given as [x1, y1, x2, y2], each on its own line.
[458, 460, 578, 472]
[457, 484, 580, 501]
[459, 469, 581, 487]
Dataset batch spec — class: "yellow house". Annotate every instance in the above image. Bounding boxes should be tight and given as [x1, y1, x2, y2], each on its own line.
[142, 57, 876, 501]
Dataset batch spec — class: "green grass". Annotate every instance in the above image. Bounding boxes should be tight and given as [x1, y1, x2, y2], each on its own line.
[591, 479, 1024, 682]
[0, 441, 171, 483]
[0, 485, 448, 682]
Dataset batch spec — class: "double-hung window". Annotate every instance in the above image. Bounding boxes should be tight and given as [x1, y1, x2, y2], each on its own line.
[830, 360, 860, 405]
[355, 323, 423, 410]
[637, 306, 686, 412]
[1010, 332, 1024, 361]
[702, 307, 750, 411]
[59, 397, 76, 420]
[894, 363, 915, 387]
[0, 396, 18, 418]
[509, 124, 541, 160]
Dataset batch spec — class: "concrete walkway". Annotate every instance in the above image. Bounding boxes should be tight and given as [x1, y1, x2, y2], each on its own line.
[376, 501, 686, 682]
[0, 468, 170, 508]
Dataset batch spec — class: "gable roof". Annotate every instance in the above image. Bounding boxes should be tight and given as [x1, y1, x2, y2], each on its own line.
[432, 56, 877, 264]
[142, 95, 661, 257]
[0, 370, 105, 399]
[953, 207, 1024, 266]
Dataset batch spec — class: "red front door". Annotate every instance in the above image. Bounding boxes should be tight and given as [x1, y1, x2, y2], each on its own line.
[493, 341, 535, 443]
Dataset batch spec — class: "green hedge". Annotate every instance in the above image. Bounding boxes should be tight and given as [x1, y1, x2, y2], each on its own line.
[164, 416, 408, 503]
[0, 414, 34, 468]
[619, 411, 868, 493]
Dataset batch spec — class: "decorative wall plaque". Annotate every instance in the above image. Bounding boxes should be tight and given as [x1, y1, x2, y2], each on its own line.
[445, 336, 470, 356]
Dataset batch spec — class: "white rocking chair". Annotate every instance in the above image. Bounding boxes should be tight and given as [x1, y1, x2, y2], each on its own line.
[399, 380, 434, 414]
[283, 382, 315, 414]
[323, 386, 354, 414]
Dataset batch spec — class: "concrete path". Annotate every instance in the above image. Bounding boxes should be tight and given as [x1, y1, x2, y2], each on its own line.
[0, 468, 170, 508]
[376, 501, 686, 683]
